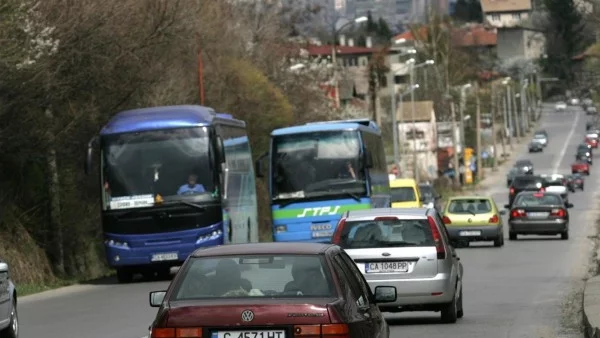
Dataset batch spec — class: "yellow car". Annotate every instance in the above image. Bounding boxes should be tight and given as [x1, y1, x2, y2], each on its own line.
[390, 178, 422, 208]
[441, 195, 506, 247]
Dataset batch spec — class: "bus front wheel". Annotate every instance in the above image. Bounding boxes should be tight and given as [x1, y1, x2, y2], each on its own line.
[116, 268, 133, 283]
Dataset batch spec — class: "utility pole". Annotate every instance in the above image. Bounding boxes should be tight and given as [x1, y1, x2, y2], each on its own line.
[505, 85, 513, 150]
[389, 72, 399, 172]
[501, 93, 508, 156]
[512, 86, 521, 139]
[450, 102, 460, 186]
[410, 63, 418, 182]
[491, 84, 498, 172]
[475, 82, 482, 181]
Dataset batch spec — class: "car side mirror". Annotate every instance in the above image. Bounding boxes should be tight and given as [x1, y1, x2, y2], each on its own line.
[149, 291, 167, 307]
[566, 203, 574, 208]
[499, 210, 507, 215]
[504, 204, 510, 209]
[373, 286, 397, 303]
[254, 152, 268, 178]
[0, 262, 8, 274]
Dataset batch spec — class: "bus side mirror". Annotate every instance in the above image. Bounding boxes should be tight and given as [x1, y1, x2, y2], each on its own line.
[255, 152, 268, 178]
[363, 150, 374, 169]
[216, 136, 226, 164]
[84, 136, 98, 175]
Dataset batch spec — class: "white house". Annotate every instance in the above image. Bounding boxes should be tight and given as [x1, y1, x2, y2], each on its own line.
[396, 101, 438, 179]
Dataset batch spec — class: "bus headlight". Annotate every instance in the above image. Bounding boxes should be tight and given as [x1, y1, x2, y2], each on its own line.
[196, 230, 222, 243]
[275, 225, 287, 233]
[104, 239, 129, 248]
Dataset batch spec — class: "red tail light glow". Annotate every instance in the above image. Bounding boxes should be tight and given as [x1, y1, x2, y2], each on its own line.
[442, 216, 452, 224]
[427, 216, 446, 259]
[374, 216, 399, 221]
[294, 324, 350, 337]
[331, 218, 346, 244]
[489, 214, 499, 223]
[509, 187, 515, 194]
[539, 187, 545, 192]
[511, 209, 526, 218]
[550, 208, 567, 217]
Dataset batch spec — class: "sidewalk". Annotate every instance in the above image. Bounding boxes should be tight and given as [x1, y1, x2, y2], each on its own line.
[584, 275, 600, 338]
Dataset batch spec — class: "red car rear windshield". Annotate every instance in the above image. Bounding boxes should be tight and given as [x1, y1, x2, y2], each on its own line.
[171, 255, 336, 300]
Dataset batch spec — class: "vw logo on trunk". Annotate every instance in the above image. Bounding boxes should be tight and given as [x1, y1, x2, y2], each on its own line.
[241, 310, 254, 322]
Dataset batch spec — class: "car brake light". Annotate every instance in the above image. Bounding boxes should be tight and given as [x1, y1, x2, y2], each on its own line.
[511, 209, 526, 218]
[539, 187, 545, 192]
[331, 218, 346, 244]
[294, 324, 349, 337]
[551, 208, 567, 217]
[509, 187, 515, 194]
[427, 216, 446, 259]
[489, 214, 499, 223]
[374, 216, 399, 221]
[151, 328, 202, 338]
[442, 216, 451, 224]
[533, 192, 544, 197]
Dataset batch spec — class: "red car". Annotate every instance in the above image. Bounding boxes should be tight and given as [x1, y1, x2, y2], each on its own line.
[572, 160, 590, 175]
[148, 243, 396, 338]
[585, 137, 598, 148]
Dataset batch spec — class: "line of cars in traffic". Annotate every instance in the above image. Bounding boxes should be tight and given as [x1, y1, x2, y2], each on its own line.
[144, 123, 595, 337]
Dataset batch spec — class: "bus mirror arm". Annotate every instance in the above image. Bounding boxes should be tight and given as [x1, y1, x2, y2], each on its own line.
[84, 136, 98, 175]
[216, 136, 226, 164]
[255, 152, 268, 178]
[363, 150, 374, 169]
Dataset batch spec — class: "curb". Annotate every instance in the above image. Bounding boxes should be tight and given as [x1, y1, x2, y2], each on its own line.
[584, 276, 600, 338]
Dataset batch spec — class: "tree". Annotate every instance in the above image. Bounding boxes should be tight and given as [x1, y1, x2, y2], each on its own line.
[376, 18, 393, 42]
[541, 0, 587, 84]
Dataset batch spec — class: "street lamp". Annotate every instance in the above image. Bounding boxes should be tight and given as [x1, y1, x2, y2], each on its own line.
[289, 63, 305, 72]
[459, 83, 472, 153]
[406, 58, 435, 181]
[501, 78, 514, 144]
[331, 16, 368, 108]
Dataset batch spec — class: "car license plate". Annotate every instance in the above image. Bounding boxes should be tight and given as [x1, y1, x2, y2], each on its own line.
[151, 252, 178, 262]
[212, 330, 285, 338]
[527, 212, 549, 218]
[459, 230, 481, 236]
[365, 261, 409, 273]
[311, 230, 333, 238]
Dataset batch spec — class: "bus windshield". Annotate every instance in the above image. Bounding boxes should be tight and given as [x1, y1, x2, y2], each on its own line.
[271, 130, 366, 201]
[101, 127, 217, 210]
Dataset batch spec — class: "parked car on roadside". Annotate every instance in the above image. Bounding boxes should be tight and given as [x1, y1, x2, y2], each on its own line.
[0, 261, 18, 338]
[332, 208, 464, 324]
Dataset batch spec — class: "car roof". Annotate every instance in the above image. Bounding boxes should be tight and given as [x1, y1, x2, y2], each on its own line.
[190, 243, 335, 257]
[390, 178, 417, 187]
[515, 191, 561, 198]
[346, 208, 429, 219]
[447, 195, 493, 201]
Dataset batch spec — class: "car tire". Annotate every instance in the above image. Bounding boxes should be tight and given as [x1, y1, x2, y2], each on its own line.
[493, 233, 504, 247]
[0, 299, 18, 338]
[561, 231, 569, 240]
[116, 268, 134, 283]
[586, 171, 590, 176]
[582, 185, 585, 191]
[456, 287, 464, 319]
[440, 287, 459, 323]
[509, 232, 517, 240]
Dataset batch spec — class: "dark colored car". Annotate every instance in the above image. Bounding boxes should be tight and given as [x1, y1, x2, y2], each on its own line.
[418, 183, 442, 211]
[506, 167, 528, 187]
[572, 160, 591, 175]
[577, 144, 593, 158]
[528, 141, 543, 153]
[566, 174, 584, 191]
[504, 191, 572, 240]
[576, 151, 592, 165]
[148, 243, 395, 338]
[514, 159, 534, 175]
[508, 175, 548, 208]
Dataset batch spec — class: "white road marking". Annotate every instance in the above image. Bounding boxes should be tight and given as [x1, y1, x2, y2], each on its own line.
[552, 111, 580, 174]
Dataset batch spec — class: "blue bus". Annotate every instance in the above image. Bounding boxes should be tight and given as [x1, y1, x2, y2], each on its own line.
[85, 105, 258, 283]
[255, 119, 391, 242]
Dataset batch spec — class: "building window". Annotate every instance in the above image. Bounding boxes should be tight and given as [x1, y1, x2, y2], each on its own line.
[406, 129, 425, 140]
[512, 13, 521, 20]
[491, 14, 500, 21]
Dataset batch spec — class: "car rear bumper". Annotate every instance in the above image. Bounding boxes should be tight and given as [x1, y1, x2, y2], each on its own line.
[509, 219, 568, 234]
[365, 272, 455, 307]
[446, 225, 501, 241]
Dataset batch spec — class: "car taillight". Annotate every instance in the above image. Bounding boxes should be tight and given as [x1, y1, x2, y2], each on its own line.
[294, 324, 350, 337]
[331, 218, 346, 244]
[551, 208, 567, 217]
[510, 209, 526, 218]
[489, 214, 499, 223]
[539, 187, 545, 192]
[374, 216, 399, 221]
[442, 215, 451, 224]
[427, 216, 446, 259]
[151, 328, 202, 338]
[509, 187, 515, 194]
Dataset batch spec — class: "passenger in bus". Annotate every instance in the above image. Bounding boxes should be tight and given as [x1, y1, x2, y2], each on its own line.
[177, 174, 206, 195]
[337, 161, 356, 179]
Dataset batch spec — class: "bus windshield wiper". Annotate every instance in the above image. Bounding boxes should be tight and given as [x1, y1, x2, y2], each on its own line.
[162, 200, 206, 211]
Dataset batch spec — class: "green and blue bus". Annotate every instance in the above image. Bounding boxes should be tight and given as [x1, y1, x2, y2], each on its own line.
[85, 105, 258, 283]
[256, 119, 391, 242]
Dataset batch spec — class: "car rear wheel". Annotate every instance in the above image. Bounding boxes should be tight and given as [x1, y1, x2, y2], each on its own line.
[561, 231, 569, 240]
[493, 233, 504, 247]
[440, 287, 458, 323]
[0, 299, 18, 338]
[456, 287, 464, 319]
[586, 171, 590, 175]
[509, 232, 517, 240]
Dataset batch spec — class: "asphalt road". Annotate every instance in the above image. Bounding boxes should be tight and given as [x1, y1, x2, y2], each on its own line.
[17, 104, 599, 338]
